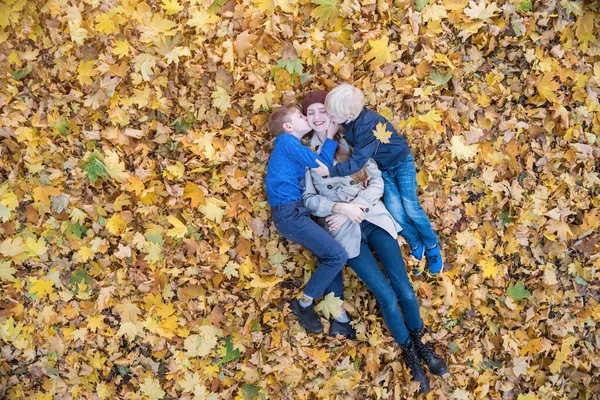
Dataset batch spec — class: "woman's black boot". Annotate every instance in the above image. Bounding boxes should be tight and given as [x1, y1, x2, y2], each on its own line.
[400, 339, 430, 394]
[410, 327, 449, 376]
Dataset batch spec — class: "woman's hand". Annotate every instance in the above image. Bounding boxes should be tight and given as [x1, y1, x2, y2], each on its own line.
[326, 122, 340, 139]
[326, 213, 349, 231]
[332, 203, 368, 223]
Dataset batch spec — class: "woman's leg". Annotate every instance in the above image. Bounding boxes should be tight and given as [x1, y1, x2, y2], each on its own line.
[349, 222, 430, 393]
[347, 227, 410, 345]
[366, 225, 423, 332]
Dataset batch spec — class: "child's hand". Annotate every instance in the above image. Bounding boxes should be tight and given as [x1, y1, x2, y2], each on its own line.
[312, 160, 330, 177]
[326, 122, 340, 139]
[326, 213, 348, 231]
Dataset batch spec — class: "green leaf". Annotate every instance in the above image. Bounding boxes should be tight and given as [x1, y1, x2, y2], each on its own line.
[219, 337, 241, 364]
[241, 384, 260, 400]
[574, 276, 588, 286]
[518, 0, 532, 12]
[311, 0, 338, 25]
[448, 341, 459, 354]
[11, 63, 33, 80]
[68, 269, 93, 294]
[54, 119, 70, 135]
[276, 58, 303, 76]
[67, 222, 88, 239]
[429, 70, 452, 86]
[84, 152, 108, 183]
[507, 281, 531, 301]
[415, 0, 430, 12]
[208, 0, 227, 13]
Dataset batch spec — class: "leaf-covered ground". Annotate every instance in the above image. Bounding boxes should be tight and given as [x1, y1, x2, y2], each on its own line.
[1, 0, 599, 398]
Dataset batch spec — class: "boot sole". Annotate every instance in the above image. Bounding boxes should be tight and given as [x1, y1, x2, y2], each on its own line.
[289, 301, 323, 334]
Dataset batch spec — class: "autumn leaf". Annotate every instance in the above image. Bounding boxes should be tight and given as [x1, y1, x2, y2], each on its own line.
[212, 86, 231, 112]
[311, 0, 339, 25]
[450, 135, 478, 160]
[139, 377, 165, 400]
[372, 122, 392, 143]
[77, 60, 98, 86]
[464, 0, 500, 20]
[314, 292, 343, 319]
[363, 37, 394, 70]
[0, 260, 16, 282]
[507, 281, 530, 301]
[537, 74, 560, 103]
[167, 216, 188, 239]
[29, 278, 55, 300]
[183, 182, 206, 208]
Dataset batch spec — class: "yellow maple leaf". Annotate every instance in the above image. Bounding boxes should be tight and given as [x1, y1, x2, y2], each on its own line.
[363, 36, 393, 70]
[29, 278, 54, 300]
[164, 162, 185, 179]
[450, 135, 478, 160]
[537, 74, 560, 103]
[314, 292, 343, 319]
[0, 237, 29, 258]
[464, 0, 500, 20]
[199, 197, 227, 223]
[252, 92, 274, 112]
[0, 260, 16, 282]
[161, 0, 183, 15]
[576, 14, 596, 50]
[33, 186, 61, 206]
[184, 325, 223, 357]
[253, 0, 275, 15]
[422, 4, 447, 22]
[212, 87, 231, 112]
[68, 21, 88, 45]
[112, 40, 130, 58]
[103, 150, 130, 182]
[248, 273, 283, 288]
[25, 237, 47, 257]
[183, 182, 206, 208]
[481, 257, 498, 279]
[106, 213, 127, 236]
[77, 60, 98, 86]
[167, 216, 188, 239]
[126, 176, 145, 196]
[186, 8, 220, 33]
[96, 382, 111, 400]
[95, 13, 119, 34]
[372, 122, 392, 143]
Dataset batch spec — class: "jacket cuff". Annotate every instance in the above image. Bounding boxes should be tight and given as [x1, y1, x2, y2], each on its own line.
[353, 197, 371, 209]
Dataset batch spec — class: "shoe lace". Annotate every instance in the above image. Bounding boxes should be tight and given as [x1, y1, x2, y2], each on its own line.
[428, 254, 439, 264]
[418, 341, 436, 360]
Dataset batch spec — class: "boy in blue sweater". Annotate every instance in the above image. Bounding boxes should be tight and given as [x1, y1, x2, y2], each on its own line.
[313, 84, 443, 274]
[266, 104, 363, 338]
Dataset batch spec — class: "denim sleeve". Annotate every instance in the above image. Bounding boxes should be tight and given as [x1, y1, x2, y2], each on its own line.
[328, 125, 379, 177]
[285, 137, 338, 168]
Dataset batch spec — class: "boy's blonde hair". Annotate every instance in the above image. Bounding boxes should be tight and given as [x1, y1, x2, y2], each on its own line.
[325, 83, 365, 119]
[268, 104, 299, 136]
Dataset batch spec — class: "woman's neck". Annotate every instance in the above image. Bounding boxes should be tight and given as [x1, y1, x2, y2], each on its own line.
[314, 130, 328, 143]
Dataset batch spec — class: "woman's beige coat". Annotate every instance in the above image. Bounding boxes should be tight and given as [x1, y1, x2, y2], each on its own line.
[302, 134, 401, 258]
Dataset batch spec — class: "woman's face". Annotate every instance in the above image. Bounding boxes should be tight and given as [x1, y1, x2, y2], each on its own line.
[306, 103, 331, 132]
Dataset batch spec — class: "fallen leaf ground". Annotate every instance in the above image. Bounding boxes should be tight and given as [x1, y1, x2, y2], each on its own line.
[0, 0, 599, 399]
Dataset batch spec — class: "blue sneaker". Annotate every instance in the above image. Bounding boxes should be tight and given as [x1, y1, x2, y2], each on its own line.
[425, 245, 443, 274]
[411, 243, 425, 261]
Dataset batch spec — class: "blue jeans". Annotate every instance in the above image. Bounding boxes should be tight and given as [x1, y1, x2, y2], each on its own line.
[272, 201, 347, 299]
[382, 154, 439, 251]
[347, 221, 423, 344]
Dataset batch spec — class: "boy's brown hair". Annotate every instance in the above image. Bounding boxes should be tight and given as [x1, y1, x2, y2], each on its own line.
[268, 104, 299, 136]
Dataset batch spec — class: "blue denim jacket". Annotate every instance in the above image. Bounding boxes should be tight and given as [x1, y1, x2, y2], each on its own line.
[328, 107, 410, 177]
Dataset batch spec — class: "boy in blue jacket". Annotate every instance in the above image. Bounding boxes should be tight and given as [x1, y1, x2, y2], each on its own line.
[313, 84, 443, 274]
[266, 104, 360, 338]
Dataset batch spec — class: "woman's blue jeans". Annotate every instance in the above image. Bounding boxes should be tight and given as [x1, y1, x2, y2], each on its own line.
[382, 154, 439, 251]
[347, 220, 423, 344]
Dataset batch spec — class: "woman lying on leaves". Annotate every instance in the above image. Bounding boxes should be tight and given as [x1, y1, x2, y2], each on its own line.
[300, 91, 448, 394]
